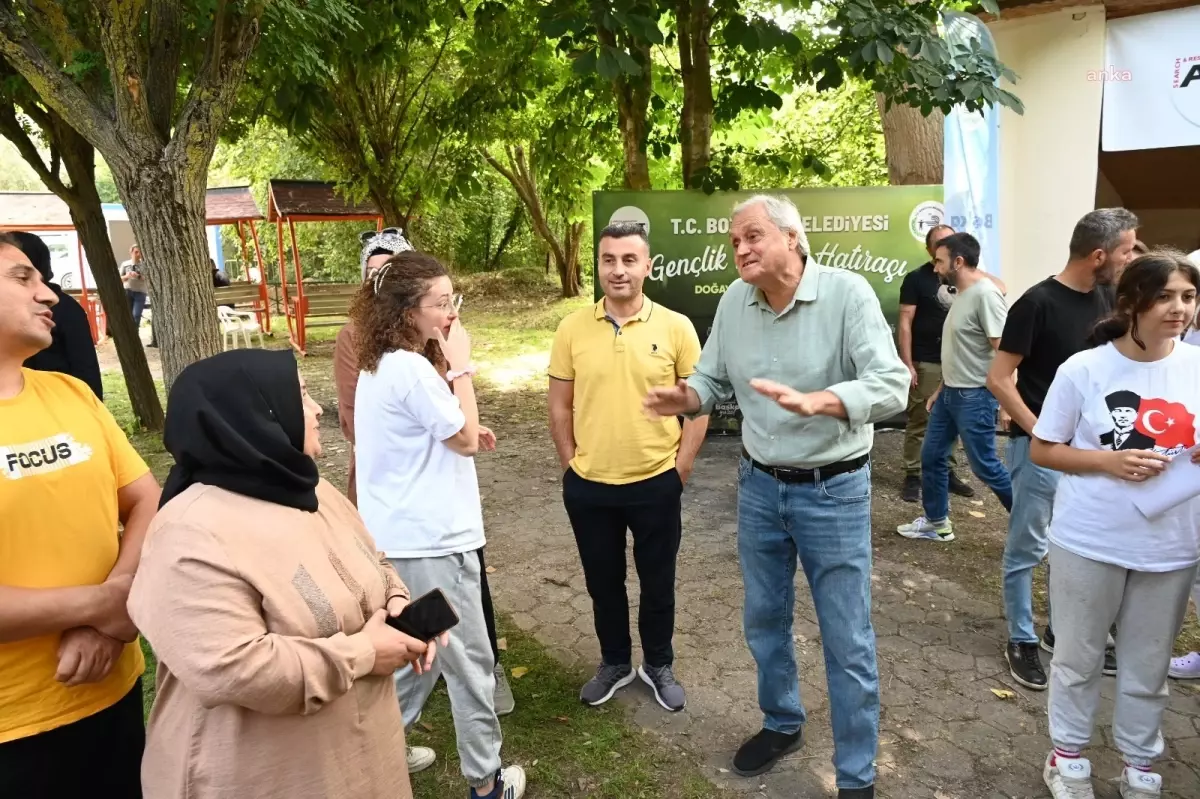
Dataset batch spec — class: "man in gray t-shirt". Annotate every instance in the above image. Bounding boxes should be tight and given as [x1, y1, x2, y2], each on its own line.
[897, 232, 1013, 542]
[120, 244, 148, 330]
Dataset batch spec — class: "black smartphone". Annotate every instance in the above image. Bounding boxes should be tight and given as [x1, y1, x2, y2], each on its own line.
[386, 588, 460, 641]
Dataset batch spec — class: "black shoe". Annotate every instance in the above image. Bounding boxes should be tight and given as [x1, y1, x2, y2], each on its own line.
[838, 788, 874, 799]
[901, 474, 920, 503]
[948, 471, 976, 497]
[1040, 627, 1055, 655]
[1103, 647, 1117, 676]
[1005, 641, 1048, 690]
[732, 728, 803, 777]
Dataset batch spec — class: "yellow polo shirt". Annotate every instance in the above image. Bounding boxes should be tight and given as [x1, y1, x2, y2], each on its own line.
[549, 298, 701, 485]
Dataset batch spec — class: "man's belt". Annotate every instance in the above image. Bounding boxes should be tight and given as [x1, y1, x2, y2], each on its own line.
[741, 449, 869, 484]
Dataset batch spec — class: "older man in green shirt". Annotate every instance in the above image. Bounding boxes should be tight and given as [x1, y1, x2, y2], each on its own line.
[645, 194, 907, 799]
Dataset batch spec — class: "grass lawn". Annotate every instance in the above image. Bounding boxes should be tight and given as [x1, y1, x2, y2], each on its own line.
[106, 271, 727, 798]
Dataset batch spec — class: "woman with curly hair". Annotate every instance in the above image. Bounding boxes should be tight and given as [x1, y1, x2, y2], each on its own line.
[350, 251, 526, 799]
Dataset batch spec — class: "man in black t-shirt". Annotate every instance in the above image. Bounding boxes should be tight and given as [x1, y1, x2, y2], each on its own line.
[987, 208, 1138, 691]
[898, 224, 999, 502]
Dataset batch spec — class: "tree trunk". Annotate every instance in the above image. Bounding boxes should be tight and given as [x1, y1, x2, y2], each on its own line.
[599, 28, 653, 190]
[487, 204, 523, 271]
[56, 135, 165, 430]
[875, 94, 944, 185]
[555, 220, 584, 298]
[677, 0, 713, 189]
[111, 163, 222, 390]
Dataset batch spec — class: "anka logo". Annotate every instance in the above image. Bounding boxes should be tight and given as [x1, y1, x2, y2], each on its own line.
[1172, 54, 1200, 128]
[1, 434, 93, 480]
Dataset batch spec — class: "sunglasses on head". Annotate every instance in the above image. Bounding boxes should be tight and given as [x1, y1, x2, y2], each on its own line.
[360, 227, 402, 244]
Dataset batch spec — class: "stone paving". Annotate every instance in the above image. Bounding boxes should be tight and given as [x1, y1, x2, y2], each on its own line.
[474, 434, 1200, 799]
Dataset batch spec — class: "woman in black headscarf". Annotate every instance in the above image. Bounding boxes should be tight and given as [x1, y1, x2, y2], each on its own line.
[15, 231, 103, 399]
[127, 349, 438, 799]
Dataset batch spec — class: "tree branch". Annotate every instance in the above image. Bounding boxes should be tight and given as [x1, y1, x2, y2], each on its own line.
[169, 8, 263, 170]
[146, 0, 184, 141]
[0, 5, 123, 156]
[0, 103, 68, 195]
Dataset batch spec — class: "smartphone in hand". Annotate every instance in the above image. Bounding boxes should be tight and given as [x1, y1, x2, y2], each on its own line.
[386, 588, 460, 641]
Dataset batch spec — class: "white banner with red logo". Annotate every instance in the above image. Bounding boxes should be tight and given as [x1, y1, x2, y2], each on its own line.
[1102, 5, 1200, 152]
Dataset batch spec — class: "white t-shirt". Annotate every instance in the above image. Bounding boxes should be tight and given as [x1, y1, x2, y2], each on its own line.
[1033, 341, 1200, 572]
[354, 350, 485, 558]
[1183, 329, 1200, 347]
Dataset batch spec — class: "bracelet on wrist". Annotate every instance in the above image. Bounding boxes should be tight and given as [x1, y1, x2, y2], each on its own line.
[446, 364, 477, 382]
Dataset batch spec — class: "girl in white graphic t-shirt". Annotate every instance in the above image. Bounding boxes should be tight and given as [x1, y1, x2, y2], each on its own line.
[1169, 304, 1200, 681]
[1030, 251, 1200, 799]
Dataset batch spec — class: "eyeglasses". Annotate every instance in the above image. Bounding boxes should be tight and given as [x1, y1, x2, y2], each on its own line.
[420, 294, 463, 312]
[360, 226, 402, 244]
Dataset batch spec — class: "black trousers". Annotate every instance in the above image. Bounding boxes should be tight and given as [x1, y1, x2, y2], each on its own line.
[563, 468, 683, 668]
[477, 547, 500, 665]
[0, 679, 144, 798]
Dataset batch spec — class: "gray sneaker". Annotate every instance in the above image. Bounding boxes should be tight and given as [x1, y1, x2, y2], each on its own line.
[639, 663, 685, 711]
[580, 662, 635, 706]
[493, 662, 515, 716]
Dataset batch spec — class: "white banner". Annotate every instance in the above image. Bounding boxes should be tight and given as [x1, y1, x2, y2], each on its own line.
[942, 11, 1001, 276]
[1102, 6, 1200, 152]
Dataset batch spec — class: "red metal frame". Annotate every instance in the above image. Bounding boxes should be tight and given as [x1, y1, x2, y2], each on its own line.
[268, 210, 382, 355]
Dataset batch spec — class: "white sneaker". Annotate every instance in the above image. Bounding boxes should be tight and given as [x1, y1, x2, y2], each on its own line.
[1120, 767, 1162, 798]
[896, 516, 955, 542]
[406, 746, 436, 774]
[1043, 752, 1095, 798]
[473, 766, 525, 799]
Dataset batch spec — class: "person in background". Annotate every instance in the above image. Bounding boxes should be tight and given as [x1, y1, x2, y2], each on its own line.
[897, 232, 1011, 542]
[15, 231, 103, 400]
[986, 208, 1139, 691]
[1032, 252, 1200, 799]
[0, 232, 160, 797]
[352, 251, 527, 799]
[896, 224, 976, 503]
[211, 258, 231, 289]
[129, 349, 434, 799]
[645, 195, 908, 798]
[333, 229, 515, 719]
[548, 222, 708, 712]
[120, 244, 148, 331]
[335, 228, 414, 506]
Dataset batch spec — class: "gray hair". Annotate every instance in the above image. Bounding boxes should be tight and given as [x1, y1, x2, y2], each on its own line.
[731, 194, 811, 256]
[598, 221, 649, 248]
[1068, 208, 1139, 259]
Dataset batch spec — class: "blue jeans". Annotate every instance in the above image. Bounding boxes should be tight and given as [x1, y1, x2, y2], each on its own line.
[1003, 435, 1060, 643]
[737, 456, 878, 790]
[126, 290, 147, 328]
[921, 387, 1012, 523]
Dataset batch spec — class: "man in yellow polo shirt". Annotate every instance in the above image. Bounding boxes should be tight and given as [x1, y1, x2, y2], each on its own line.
[548, 222, 709, 712]
[0, 233, 161, 797]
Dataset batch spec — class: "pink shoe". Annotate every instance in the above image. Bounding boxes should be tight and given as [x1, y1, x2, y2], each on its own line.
[1169, 651, 1200, 679]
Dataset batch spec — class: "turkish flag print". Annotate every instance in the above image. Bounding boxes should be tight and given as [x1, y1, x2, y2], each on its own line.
[1135, 397, 1196, 450]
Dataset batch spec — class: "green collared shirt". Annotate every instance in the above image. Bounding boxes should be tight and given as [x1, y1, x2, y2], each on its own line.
[687, 262, 908, 469]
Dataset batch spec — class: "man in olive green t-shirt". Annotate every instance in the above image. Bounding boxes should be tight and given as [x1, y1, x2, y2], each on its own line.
[898, 232, 1012, 542]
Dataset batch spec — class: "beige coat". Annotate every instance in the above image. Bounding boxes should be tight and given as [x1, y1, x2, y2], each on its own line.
[129, 479, 413, 799]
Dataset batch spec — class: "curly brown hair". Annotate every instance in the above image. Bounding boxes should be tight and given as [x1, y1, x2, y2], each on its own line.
[350, 250, 450, 374]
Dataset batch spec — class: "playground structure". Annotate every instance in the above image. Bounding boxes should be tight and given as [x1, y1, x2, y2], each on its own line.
[266, 179, 382, 355]
[206, 186, 272, 334]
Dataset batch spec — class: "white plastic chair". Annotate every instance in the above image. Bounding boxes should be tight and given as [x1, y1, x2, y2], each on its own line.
[217, 306, 264, 350]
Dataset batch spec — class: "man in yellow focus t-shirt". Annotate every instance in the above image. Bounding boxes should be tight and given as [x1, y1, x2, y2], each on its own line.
[548, 222, 709, 713]
[0, 233, 161, 797]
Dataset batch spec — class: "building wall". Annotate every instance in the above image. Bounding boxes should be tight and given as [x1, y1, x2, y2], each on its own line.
[989, 7, 1108, 298]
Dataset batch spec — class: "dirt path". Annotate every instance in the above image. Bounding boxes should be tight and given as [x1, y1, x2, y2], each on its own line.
[292, 347, 1200, 799]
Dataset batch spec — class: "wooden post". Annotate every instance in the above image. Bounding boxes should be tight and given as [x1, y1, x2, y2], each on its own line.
[277, 219, 295, 345]
[288, 219, 306, 354]
[247, 219, 270, 334]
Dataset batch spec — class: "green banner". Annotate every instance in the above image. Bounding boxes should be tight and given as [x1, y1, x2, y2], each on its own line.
[593, 187, 944, 432]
